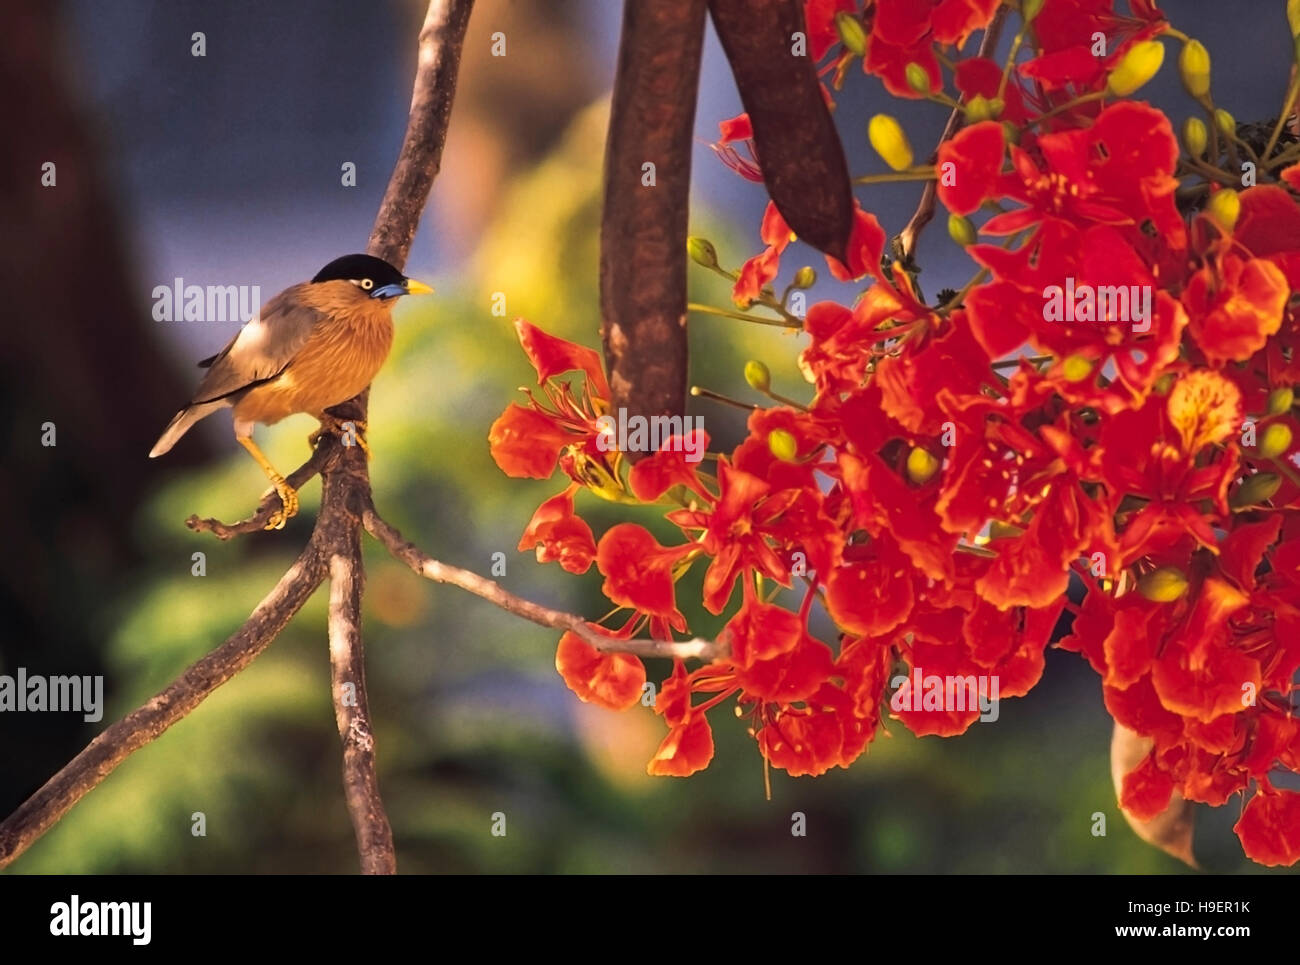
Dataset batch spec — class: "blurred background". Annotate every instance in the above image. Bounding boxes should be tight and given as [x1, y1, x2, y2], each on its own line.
[0, 0, 1293, 873]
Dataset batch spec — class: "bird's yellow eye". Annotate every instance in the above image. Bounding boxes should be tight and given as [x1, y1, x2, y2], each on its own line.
[359, 278, 374, 290]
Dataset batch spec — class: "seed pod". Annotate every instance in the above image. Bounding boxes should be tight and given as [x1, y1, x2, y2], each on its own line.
[868, 114, 915, 172]
[1178, 40, 1211, 99]
[906, 446, 941, 484]
[947, 213, 977, 247]
[1231, 472, 1282, 508]
[768, 429, 799, 463]
[1138, 566, 1189, 602]
[1182, 116, 1208, 157]
[1206, 188, 1241, 232]
[686, 237, 719, 269]
[1266, 386, 1294, 416]
[744, 360, 771, 392]
[1258, 423, 1294, 459]
[1106, 41, 1165, 97]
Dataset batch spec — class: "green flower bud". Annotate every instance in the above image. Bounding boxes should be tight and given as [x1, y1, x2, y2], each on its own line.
[988, 519, 1026, 539]
[1289, 0, 1300, 37]
[1178, 40, 1211, 99]
[905, 62, 931, 95]
[1258, 423, 1294, 460]
[1002, 120, 1021, 145]
[1266, 386, 1294, 416]
[687, 237, 719, 269]
[869, 114, 915, 171]
[965, 94, 996, 122]
[1182, 116, 1208, 157]
[1138, 566, 1189, 602]
[1215, 107, 1236, 137]
[1106, 40, 1165, 97]
[835, 11, 867, 56]
[744, 360, 771, 392]
[768, 429, 799, 463]
[947, 213, 977, 247]
[906, 446, 941, 484]
[1206, 188, 1241, 232]
[1231, 472, 1282, 508]
[792, 266, 817, 288]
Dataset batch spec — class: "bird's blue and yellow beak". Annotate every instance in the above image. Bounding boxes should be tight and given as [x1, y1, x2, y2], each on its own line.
[372, 278, 434, 299]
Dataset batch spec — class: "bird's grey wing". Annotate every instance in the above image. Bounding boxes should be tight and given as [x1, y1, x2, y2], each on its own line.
[188, 286, 323, 404]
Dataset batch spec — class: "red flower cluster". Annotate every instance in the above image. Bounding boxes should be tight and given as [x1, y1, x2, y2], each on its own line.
[491, 0, 1300, 866]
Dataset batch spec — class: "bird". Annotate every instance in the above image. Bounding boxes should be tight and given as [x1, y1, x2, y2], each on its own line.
[149, 253, 434, 529]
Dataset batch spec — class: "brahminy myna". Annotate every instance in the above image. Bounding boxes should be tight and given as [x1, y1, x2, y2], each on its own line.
[149, 253, 433, 529]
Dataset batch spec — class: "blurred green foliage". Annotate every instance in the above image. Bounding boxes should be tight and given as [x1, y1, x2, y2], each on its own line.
[6, 102, 1269, 875]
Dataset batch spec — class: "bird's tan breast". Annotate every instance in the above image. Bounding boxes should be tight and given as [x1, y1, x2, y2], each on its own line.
[233, 307, 394, 425]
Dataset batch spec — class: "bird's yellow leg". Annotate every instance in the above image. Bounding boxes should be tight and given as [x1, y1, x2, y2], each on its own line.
[238, 436, 299, 530]
[308, 416, 370, 459]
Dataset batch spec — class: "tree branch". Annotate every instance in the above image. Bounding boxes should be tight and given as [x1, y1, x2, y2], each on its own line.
[0, 546, 327, 869]
[327, 544, 394, 874]
[0, 0, 476, 874]
[360, 501, 728, 662]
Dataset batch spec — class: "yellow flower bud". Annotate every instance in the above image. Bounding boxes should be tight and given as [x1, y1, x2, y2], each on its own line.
[869, 114, 915, 172]
[1215, 107, 1236, 137]
[1106, 40, 1165, 97]
[906, 446, 941, 484]
[1062, 355, 1094, 382]
[905, 62, 931, 95]
[1267, 387, 1294, 416]
[1182, 116, 1208, 157]
[792, 266, 817, 288]
[835, 11, 867, 56]
[1138, 566, 1189, 602]
[1178, 40, 1211, 99]
[1289, 0, 1300, 37]
[947, 213, 977, 247]
[744, 360, 771, 392]
[768, 429, 799, 463]
[687, 237, 719, 269]
[1258, 423, 1294, 460]
[1231, 472, 1282, 508]
[1206, 188, 1241, 232]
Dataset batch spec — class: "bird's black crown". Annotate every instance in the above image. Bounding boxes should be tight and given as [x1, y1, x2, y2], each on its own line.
[311, 253, 406, 286]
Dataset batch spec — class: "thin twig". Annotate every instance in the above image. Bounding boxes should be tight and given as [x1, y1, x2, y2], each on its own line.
[895, 7, 1008, 261]
[360, 502, 728, 662]
[0, 546, 327, 869]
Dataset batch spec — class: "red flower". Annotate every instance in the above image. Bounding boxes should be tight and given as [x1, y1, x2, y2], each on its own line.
[517, 486, 596, 573]
[555, 628, 645, 711]
[595, 523, 691, 635]
[1235, 790, 1300, 867]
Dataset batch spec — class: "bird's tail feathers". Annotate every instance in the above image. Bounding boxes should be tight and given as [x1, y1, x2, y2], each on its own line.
[149, 402, 224, 458]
